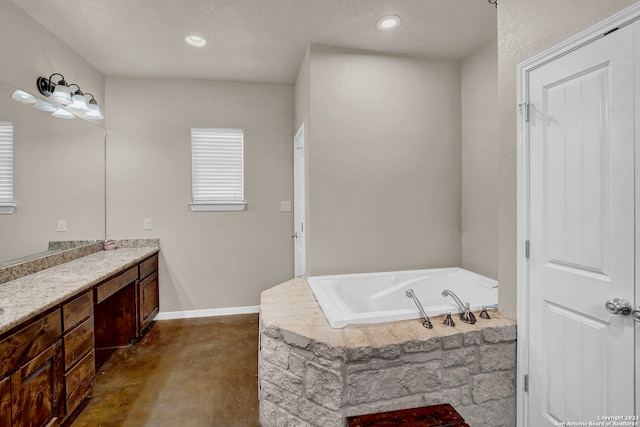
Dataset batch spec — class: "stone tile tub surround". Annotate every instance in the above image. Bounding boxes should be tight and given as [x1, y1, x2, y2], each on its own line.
[259, 277, 517, 427]
[0, 242, 159, 335]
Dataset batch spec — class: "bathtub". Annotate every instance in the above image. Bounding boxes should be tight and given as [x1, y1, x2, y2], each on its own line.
[307, 267, 498, 328]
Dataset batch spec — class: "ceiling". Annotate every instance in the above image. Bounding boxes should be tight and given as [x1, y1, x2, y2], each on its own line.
[12, 0, 497, 85]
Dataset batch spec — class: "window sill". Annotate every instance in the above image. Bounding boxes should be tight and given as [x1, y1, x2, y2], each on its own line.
[189, 202, 247, 212]
[0, 204, 15, 215]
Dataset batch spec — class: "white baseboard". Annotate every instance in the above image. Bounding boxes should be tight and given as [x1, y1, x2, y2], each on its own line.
[155, 305, 260, 320]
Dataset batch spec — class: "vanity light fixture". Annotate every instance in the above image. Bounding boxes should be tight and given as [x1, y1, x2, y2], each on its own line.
[185, 35, 206, 47]
[83, 93, 104, 120]
[66, 84, 89, 113]
[34, 72, 104, 120]
[376, 15, 401, 31]
[37, 73, 73, 105]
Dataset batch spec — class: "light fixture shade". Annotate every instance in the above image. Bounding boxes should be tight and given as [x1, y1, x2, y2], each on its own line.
[34, 99, 58, 112]
[51, 84, 72, 105]
[68, 92, 89, 113]
[83, 102, 104, 120]
[11, 90, 37, 104]
[52, 108, 74, 119]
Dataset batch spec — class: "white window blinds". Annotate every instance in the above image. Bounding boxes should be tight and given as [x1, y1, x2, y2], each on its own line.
[0, 122, 14, 214]
[190, 128, 246, 211]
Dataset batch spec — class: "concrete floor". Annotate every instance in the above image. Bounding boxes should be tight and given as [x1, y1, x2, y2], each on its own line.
[62, 314, 260, 427]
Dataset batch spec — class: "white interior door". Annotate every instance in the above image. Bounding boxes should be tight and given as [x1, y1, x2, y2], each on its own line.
[527, 24, 635, 425]
[293, 123, 306, 276]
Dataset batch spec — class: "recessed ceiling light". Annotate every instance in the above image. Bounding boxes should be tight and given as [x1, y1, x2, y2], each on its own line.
[376, 15, 402, 31]
[185, 35, 206, 47]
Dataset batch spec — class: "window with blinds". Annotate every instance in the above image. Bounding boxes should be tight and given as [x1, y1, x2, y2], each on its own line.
[189, 128, 246, 211]
[0, 122, 14, 214]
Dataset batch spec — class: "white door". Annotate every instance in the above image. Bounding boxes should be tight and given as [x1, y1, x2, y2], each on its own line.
[293, 123, 306, 276]
[527, 24, 635, 425]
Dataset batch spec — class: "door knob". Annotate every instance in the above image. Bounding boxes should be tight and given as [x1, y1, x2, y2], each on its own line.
[632, 307, 640, 322]
[605, 298, 632, 315]
[291, 232, 298, 238]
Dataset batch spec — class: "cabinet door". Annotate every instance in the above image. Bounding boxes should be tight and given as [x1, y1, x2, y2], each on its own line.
[138, 271, 159, 333]
[11, 341, 63, 427]
[0, 376, 10, 427]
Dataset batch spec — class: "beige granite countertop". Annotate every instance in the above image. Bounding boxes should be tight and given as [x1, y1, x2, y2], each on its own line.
[260, 276, 516, 350]
[0, 246, 159, 335]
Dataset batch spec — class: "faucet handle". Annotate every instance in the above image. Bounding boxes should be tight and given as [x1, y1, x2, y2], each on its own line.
[479, 306, 491, 319]
[460, 304, 477, 324]
[442, 312, 455, 327]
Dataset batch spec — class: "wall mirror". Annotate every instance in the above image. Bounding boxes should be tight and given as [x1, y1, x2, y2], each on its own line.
[0, 80, 105, 266]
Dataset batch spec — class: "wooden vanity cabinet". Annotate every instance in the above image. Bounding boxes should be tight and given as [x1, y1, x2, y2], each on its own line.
[61, 291, 95, 416]
[0, 376, 10, 426]
[11, 341, 63, 427]
[94, 266, 138, 348]
[137, 255, 159, 335]
[0, 309, 64, 427]
[0, 250, 160, 425]
[94, 254, 160, 348]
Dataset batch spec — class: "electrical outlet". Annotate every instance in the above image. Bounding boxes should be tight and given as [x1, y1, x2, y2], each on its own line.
[144, 218, 152, 230]
[280, 201, 292, 212]
[57, 219, 67, 232]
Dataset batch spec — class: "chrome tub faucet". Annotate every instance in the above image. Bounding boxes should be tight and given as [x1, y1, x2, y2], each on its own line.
[441, 289, 476, 324]
[405, 289, 433, 329]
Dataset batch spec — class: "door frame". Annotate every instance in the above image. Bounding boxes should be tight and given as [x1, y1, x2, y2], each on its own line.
[516, 4, 640, 426]
[293, 122, 306, 276]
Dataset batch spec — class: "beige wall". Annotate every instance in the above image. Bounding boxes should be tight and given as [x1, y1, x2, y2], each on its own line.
[461, 38, 498, 279]
[497, 0, 638, 318]
[294, 47, 310, 132]
[105, 77, 294, 311]
[306, 46, 462, 275]
[0, 2, 105, 263]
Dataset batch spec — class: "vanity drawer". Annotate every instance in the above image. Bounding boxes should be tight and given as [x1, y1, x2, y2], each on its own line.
[63, 317, 94, 370]
[0, 310, 62, 378]
[62, 291, 93, 332]
[139, 255, 158, 281]
[95, 266, 138, 303]
[64, 349, 95, 414]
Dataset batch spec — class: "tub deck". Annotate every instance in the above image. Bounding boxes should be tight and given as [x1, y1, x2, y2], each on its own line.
[260, 276, 514, 350]
[259, 276, 518, 427]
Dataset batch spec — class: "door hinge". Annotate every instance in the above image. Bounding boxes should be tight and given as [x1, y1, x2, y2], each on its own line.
[519, 102, 530, 122]
[604, 27, 619, 36]
[525, 240, 530, 259]
[524, 374, 529, 392]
